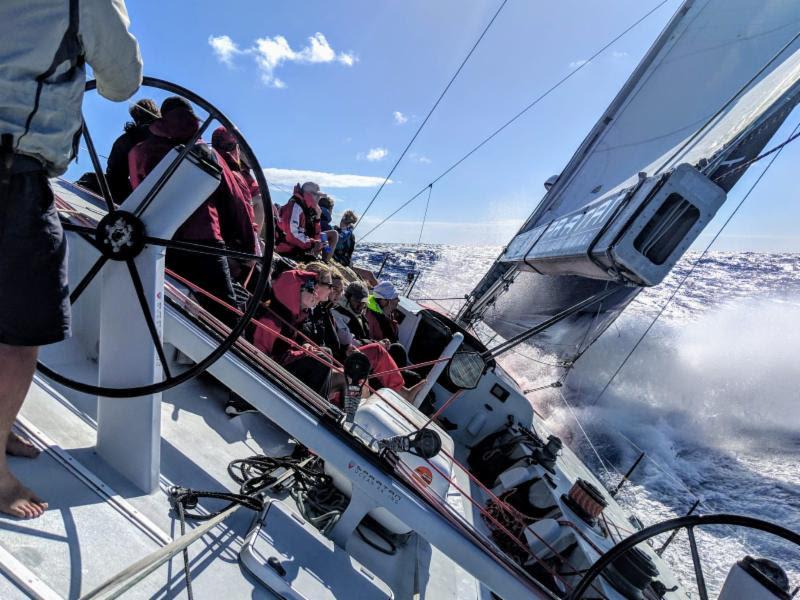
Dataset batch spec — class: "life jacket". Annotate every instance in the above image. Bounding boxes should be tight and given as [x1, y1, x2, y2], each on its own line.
[319, 205, 332, 231]
[303, 303, 345, 361]
[211, 126, 258, 254]
[275, 185, 321, 256]
[365, 295, 399, 342]
[333, 297, 370, 341]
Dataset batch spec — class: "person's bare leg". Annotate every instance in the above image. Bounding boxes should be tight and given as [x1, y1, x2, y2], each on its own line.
[6, 431, 40, 458]
[0, 344, 47, 518]
[397, 379, 427, 404]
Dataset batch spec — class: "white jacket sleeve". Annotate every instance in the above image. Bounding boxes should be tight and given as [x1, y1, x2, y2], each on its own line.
[289, 203, 312, 244]
[80, 0, 143, 101]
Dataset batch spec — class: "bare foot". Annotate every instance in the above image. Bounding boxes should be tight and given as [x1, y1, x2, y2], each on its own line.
[6, 431, 40, 458]
[0, 468, 47, 519]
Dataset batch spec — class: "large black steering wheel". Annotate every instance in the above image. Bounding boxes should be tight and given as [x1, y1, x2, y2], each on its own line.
[36, 76, 274, 398]
[568, 513, 800, 600]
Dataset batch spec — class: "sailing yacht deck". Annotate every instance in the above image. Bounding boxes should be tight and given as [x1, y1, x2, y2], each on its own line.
[2, 364, 281, 599]
[1, 355, 476, 599]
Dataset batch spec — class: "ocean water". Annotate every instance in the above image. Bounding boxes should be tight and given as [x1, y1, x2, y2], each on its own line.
[354, 244, 800, 595]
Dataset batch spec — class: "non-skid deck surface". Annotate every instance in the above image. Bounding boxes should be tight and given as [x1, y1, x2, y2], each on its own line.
[1, 366, 285, 599]
[2, 361, 472, 599]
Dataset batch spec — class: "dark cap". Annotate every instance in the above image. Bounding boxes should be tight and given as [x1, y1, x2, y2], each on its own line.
[345, 281, 369, 302]
[160, 96, 195, 116]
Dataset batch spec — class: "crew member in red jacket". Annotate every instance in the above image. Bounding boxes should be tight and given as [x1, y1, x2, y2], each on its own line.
[253, 269, 332, 393]
[211, 126, 260, 281]
[275, 181, 323, 260]
[128, 97, 253, 322]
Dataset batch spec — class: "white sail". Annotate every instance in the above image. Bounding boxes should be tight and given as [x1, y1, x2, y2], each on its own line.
[460, 0, 800, 358]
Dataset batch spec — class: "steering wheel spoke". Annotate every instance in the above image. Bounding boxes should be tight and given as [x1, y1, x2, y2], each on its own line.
[145, 235, 261, 263]
[81, 117, 116, 214]
[70, 255, 108, 304]
[124, 258, 173, 380]
[686, 526, 709, 600]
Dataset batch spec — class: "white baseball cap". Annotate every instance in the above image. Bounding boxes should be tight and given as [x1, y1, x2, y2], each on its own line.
[372, 281, 398, 300]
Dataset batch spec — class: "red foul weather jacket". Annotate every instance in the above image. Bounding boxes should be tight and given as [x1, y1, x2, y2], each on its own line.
[212, 126, 258, 254]
[275, 190, 320, 256]
[129, 110, 256, 252]
[253, 270, 317, 365]
[358, 343, 405, 390]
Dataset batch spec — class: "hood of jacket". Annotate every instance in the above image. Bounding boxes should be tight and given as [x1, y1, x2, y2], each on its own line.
[272, 270, 318, 322]
[211, 126, 241, 170]
[149, 107, 199, 144]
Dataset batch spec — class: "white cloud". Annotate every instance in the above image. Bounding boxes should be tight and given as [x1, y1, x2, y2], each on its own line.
[612, 50, 629, 58]
[263, 167, 391, 189]
[393, 111, 408, 125]
[209, 32, 356, 88]
[364, 147, 388, 162]
[208, 35, 242, 65]
[410, 152, 431, 164]
[569, 59, 588, 68]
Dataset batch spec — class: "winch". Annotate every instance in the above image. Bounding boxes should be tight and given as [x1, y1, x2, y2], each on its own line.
[467, 421, 555, 485]
[325, 388, 455, 535]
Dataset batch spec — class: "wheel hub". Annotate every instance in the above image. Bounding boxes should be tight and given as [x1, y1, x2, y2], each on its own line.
[96, 210, 146, 260]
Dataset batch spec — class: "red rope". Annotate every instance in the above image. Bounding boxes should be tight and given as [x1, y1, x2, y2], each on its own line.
[369, 355, 453, 378]
[166, 268, 342, 373]
[420, 390, 462, 430]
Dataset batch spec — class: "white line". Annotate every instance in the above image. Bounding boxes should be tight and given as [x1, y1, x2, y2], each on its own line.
[0, 544, 63, 600]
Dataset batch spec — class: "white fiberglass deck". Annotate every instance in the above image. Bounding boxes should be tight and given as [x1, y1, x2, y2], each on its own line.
[0, 351, 482, 599]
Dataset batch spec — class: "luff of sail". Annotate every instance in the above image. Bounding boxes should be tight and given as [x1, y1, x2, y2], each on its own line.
[459, 0, 800, 360]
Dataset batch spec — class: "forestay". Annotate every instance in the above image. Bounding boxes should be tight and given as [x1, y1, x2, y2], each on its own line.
[460, 0, 800, 359]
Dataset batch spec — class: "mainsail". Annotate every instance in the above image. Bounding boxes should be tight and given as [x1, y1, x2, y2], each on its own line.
[459, 0, 800, 359]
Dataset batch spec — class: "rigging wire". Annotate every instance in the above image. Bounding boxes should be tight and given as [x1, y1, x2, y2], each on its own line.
[557, 388, 618, 483]
[359, 0, 672, 242]
[712, 126, 800, 184]
[354, 0, 510, 230]
[589, 117, 800, 408]
[417, 184, 433, 245]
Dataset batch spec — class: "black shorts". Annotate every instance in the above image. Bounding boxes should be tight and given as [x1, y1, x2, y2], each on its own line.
[0, 158, 70, 346]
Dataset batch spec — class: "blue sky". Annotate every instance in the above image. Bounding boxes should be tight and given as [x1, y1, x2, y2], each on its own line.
[75, 0, 800, 249]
